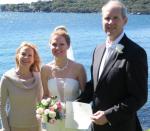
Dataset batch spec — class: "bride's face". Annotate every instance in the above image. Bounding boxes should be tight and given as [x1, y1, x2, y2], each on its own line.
[50, 34, 69, 58]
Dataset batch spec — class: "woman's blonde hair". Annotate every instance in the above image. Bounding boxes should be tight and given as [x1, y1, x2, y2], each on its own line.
[15, 41, 41, 72]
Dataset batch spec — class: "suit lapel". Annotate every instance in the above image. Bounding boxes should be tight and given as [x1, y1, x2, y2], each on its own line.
[99, 50, 119, 83]
[93, 44, 105, 89]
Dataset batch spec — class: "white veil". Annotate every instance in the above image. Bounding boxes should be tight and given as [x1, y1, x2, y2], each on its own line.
[67, 45, 75, 61]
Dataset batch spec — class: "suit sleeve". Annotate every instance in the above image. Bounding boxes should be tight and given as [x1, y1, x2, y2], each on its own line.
[77, 80, 94, 103]
[106, 47, 148, 126]
[0, 76, 11, 131]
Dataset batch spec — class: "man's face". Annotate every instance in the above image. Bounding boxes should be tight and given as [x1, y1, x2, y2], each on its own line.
[102, 5, 127, 41]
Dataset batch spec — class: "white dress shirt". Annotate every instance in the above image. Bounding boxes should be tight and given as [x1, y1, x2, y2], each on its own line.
[98, 31, 125, 79]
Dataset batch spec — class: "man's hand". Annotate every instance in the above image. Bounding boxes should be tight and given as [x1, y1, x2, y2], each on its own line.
[90, 110, 109, 125]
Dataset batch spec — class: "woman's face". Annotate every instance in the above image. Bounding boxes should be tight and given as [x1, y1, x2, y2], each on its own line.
[17, 46, 34, 69]
[50, 34, 69, 58]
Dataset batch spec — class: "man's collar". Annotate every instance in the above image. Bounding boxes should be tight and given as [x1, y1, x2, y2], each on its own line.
[106, 31, 125, 49]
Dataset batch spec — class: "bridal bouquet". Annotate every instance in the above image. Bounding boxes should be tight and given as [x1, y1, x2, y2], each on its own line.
[36, 96, 65, 124]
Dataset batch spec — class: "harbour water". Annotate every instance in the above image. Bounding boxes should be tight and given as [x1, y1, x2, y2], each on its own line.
[0, 12, 150, 130]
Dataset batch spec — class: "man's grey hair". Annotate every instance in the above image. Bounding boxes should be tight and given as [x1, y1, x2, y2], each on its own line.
[102, 0, 127, 18]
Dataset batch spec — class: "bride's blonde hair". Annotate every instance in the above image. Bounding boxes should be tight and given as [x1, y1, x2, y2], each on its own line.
[50, 26, 70, 46]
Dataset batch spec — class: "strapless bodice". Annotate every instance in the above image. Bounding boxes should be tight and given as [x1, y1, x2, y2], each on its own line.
[48, 78, 80, 102]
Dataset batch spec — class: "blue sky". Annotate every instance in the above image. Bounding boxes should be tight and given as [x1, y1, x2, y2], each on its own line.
[0, 0, 51, 4]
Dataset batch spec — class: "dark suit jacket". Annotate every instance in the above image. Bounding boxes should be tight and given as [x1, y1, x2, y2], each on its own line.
[78, 34, 148, 131]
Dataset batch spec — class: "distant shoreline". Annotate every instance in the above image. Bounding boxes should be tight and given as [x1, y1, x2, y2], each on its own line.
[0, 11, 150, 15]
[0, 0, 150, 14]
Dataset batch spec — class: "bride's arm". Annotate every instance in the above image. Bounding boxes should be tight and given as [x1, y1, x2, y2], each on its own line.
[77, 64, 87, 91]
[41, 65, 50, 98]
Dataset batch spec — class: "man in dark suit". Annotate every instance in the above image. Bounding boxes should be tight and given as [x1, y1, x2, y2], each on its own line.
[78, 0, 148, 131]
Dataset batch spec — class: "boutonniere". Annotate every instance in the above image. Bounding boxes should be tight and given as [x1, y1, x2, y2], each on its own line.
[115, 44, 124, 53]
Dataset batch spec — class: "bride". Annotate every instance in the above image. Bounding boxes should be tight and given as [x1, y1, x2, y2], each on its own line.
[41, 26, 89, 131]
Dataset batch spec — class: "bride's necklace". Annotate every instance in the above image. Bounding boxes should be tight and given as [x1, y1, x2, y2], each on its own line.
[53, 60, 69, 71]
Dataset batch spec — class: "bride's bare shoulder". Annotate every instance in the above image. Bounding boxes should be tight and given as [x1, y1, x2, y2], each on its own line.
[41, 62, 54, 73]
[70, 60, 85, 70]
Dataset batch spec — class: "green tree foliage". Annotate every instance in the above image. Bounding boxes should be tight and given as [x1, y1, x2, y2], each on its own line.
[0, 0, 150, 14]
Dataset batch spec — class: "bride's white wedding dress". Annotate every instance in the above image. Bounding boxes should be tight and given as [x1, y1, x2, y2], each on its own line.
[46, 78, 84, 131]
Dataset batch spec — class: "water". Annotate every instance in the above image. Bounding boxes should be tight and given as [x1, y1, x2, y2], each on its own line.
[0, 12, 150, 130]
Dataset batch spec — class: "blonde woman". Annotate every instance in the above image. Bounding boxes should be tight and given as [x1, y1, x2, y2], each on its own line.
[0, 42, 43, 131]
[41, 26, 87, 131]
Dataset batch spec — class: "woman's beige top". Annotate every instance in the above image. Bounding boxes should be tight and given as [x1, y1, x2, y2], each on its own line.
[0, 68, 43, 131]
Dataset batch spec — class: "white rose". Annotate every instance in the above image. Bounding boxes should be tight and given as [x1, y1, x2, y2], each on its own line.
[46, 98, 51, 102]
[116, 44, 124, 53]
[36, 114, 42, 120]
[41, 99, 49, 106]
[36, 107, 44, 114]
[49, 111, 56, 118]
[44, 109, 50, 115]
[52, 104, 58, 110]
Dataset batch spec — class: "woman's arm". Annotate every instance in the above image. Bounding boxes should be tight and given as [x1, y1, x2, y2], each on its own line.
[0, 76, 10, 131]
[40, 65, 50, 98]
[77, 64, 87, 91]
[35, 72, 43, 102]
